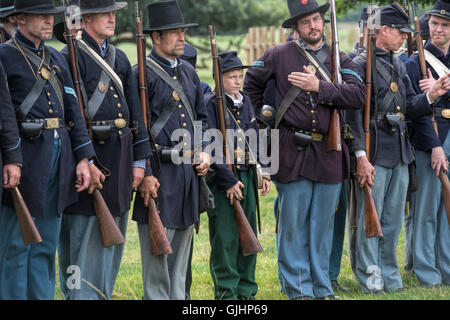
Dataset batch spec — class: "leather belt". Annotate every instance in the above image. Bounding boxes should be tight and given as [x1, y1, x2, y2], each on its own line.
[434, 108, 450, 119]
[87, 118, 129, 129]
[20, 118, 65, 129]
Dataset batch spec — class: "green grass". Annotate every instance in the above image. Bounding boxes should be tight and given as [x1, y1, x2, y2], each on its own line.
[50, 29, 450, 300]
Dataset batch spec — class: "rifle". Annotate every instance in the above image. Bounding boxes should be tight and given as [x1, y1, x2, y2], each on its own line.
[404, 0, 414, 57]
[358, 17, 366, 54]
[209, 25, 263, 256]
[327, 0, 342, 152]
[412, 2, 450, 224]
[11, 187, 42, 245]
[63, 1, 125, 248]
[362, 28, 383, 238]
[135, 2, 173, 255]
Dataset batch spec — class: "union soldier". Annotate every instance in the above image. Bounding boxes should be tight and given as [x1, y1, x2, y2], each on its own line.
[0, 0, 16, 42]
[0, 0, 94, 299]
[57, 0, 151, 300]
[132, 0, 210, 300]
[0, 60, 21, 205]
[345, 3, 450, 293]
[404, 0, 450, 287]
[244, 0, 366, 299]
[204, 51, 270, 300]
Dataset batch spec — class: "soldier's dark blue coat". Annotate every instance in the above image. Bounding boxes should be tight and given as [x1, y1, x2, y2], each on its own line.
[204, 91, 259, 191]
[132, 50, 209, 229]
[346, 47, 431, 167]
[0, 30, 95, 218]
[62, 31, 151, 217]
[244, 41, 366, 184]
[0, 60, 22, 202]
[406, 40, 450, 152]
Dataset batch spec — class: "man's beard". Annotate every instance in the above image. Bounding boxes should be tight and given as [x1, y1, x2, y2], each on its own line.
[297, 27, 324, 46]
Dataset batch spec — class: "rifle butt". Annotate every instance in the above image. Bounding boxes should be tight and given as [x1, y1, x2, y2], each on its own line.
[326, 110, 342, 152]
[147, 198, 173, 255]
[11, 187, 42, 245]
[233, 200, 263, 256]
[438, 171, 450, 225]
[92, 189, 125, 248]
[363, 184, 383, 238]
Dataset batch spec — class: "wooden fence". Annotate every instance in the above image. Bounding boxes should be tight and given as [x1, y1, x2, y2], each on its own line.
[243, 26, 291, 65]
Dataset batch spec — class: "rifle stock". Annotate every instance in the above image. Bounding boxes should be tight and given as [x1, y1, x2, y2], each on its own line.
[327, 0, 342, 152]
[11, 187, 42, 245]
[135, 2, 173, 255]
[209, 25, 263, 256]
[63, 4, 124, 248]
[363, 28, 383, 238]
[413, 2, 450, 224]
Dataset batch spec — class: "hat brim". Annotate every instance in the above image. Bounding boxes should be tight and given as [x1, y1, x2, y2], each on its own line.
[80, 2, 128, 15]
[427, 11, 450, 20]
[53, 21, 66, 44]
[0, 9, 14, 19]
[282, 3, 330, 28]
[399, 26, 414, 33]
[144, 22, 199, 33]
[222, 65, 251, 74]
[14, 6, 66, 15]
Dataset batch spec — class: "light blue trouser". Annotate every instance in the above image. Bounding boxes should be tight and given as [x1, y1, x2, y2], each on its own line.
[274, 180, 341, 299]
[58, 212, 128, 300]
[138, 223, 193, 300]
[405, 134, 450, 287]
[354, 163, 409, 293]
[0, 138, 61, 300]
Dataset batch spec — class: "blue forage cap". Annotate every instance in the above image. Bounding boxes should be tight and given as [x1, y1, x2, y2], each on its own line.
[428, 0, 450, 20]
[181, 43, 197, 69]
[375, 3, 414, 32]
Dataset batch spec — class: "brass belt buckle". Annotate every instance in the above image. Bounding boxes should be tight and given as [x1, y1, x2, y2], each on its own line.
[183, 149, 193, 159]
[311, 132, 323, 141]
[45, 118, 60, 129]
[441, 109, 450, 119]
[114, 118, 127, 129]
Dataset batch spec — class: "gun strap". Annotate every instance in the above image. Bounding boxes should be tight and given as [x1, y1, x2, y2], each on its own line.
[375, 57, 405, 114]
[78, 40, 124, 95]
[274, 42, 332, 129]
[422, 49, 449, 78]
[150, 95, 179, 139]
[7, 40, 64, 120]
[84, 45, 117, 121]
[146, 57, 195, 126]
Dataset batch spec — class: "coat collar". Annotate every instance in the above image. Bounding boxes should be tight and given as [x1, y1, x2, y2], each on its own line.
[425, 40, 450, 63]
[82, 29, 109, 58]
[14, 29, 44, 53]
[149, 48, 182, 69]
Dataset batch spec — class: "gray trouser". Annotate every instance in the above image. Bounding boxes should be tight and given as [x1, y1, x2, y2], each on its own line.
[58, 213, 128, 300]
[138, 223, 194, 300]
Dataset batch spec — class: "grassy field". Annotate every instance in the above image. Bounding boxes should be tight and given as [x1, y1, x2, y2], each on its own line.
[49, 27, 450, 300]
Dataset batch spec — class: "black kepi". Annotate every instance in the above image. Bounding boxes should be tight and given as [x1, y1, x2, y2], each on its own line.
[428, 0, 450, 20]
[144, 0, 198, 33]
[282, 0, 330, 28]
[79, 0, 127, 15]
[14, 0, 65, 15]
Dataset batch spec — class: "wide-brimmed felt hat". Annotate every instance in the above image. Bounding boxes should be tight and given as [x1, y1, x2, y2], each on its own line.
[0, 0, 14, 18]
[282, 0, 330, 28]
[143, 0, 198, 33]
[14, 0, 65, 15]
[428, 0, 450, 20]
[371, 3, 414, 33]
[79, 0, 127, 15]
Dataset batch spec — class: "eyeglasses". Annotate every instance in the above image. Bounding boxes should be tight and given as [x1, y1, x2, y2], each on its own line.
[298, 15, 323, 27]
